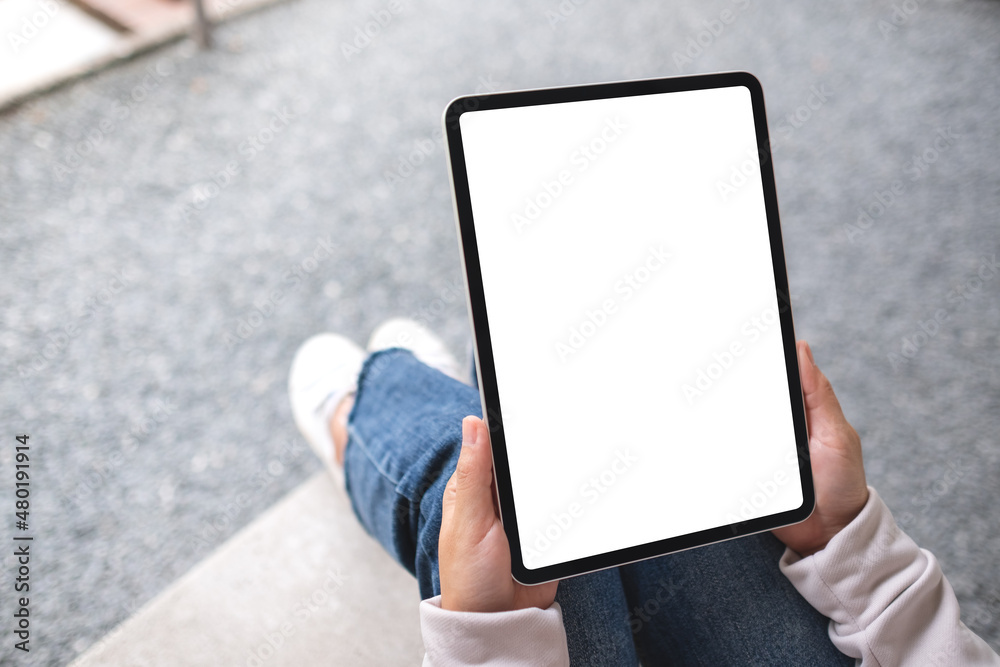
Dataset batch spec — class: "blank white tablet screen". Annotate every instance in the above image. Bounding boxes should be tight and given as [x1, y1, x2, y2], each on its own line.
[460, 85, 802, 571]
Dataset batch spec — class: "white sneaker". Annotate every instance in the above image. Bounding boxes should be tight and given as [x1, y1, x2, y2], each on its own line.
[288, 333, 365, 478]
[368, 318, 463, 382]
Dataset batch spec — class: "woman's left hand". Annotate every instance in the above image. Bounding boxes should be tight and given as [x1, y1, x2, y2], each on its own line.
[438, 416, 558, 613]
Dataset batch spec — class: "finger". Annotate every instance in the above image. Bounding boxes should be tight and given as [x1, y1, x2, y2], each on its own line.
[441, 418, 490, 534]
[797, 341, 849, 426]
[450, 416, 497, 530]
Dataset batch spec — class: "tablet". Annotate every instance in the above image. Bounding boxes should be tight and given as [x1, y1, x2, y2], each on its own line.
[443, 72, 814, 585]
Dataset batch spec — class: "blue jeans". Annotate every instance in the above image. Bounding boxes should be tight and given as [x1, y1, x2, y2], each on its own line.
[344, 349, 851, 665]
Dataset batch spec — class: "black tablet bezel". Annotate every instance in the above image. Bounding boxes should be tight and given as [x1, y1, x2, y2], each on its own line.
[444, 72, 814, 585]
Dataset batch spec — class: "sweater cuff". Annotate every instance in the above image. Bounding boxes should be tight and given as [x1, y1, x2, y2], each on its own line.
[420, 596, 570, 667]
[779, 486, 922, 628]
[778, 487, 1000, 665]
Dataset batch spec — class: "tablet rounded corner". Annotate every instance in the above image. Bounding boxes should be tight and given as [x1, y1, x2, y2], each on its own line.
[442, 94, 477, 132]
[789, 482, 818, 527]
[729, 70, 763, 95]
[510, 559, 551, 587]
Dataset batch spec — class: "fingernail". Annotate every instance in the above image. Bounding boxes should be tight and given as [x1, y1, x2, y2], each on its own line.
[462, 417, 476, 446]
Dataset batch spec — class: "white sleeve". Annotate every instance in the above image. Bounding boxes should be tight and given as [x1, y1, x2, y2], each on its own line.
[780, 486, 1000, 665]
[419, 595, 570, 667]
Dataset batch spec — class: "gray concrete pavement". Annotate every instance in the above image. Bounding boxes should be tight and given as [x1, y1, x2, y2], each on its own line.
[1, 0, 998, 663]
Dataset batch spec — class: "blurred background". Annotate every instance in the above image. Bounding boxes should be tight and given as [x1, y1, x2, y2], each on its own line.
[1, 0, 998, 664]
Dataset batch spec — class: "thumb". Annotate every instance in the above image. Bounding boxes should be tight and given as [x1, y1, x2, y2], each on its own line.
[446, 417, 497, 530]
[797, 341, 853, 443]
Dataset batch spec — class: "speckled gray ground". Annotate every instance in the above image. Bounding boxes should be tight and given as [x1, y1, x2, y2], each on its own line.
[0, 0, 998, 663]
